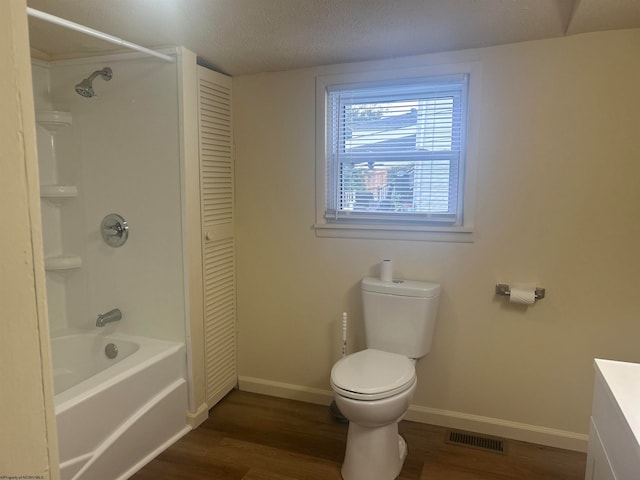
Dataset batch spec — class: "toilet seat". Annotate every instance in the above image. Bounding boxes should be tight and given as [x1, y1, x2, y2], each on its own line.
[331, 349, 416, 401]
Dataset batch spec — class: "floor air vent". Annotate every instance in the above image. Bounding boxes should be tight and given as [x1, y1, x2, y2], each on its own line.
[446, 430, 507, 455]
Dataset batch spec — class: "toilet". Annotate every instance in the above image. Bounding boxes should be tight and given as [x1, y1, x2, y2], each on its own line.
[330, 277, 440, 480]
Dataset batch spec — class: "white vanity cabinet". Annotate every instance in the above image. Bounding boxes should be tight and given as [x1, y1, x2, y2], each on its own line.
[585, 359, 640, 480]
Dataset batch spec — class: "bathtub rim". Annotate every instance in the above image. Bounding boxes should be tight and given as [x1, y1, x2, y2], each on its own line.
[51, 328, 186, 414]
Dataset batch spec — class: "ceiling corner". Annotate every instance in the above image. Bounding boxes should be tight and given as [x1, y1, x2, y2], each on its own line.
[559, 0, 582, 35]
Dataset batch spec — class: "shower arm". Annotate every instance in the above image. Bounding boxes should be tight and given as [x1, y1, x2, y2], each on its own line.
[84, 70, 106, 83]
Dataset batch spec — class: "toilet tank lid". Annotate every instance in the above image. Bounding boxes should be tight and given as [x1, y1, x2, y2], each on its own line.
[362, 277, 441, 298]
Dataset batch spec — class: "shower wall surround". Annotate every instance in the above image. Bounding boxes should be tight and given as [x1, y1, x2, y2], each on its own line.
[34, 54, 186, 342]
[33, 48, 230, 429]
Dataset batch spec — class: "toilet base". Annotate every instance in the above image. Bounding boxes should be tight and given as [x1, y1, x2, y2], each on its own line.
[341, 421, 407, 480]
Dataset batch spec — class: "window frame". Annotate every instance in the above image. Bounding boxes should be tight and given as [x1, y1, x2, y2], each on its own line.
[315, 62, 481, 242]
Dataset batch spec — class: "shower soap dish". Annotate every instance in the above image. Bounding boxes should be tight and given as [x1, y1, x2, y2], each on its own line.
[40, 185, 78, 199]
[35, 110, 72, 132]
[45, 255, 82, 271]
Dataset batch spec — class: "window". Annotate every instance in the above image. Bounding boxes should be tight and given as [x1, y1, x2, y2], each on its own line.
[316, 65, 479, 241]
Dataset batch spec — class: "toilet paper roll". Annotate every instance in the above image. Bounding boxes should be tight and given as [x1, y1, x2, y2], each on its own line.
[380, 259, 393, 282]
[509, 285, 536, 305]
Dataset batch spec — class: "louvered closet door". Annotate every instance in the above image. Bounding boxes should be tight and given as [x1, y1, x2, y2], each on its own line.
[197, 65, 236, 407]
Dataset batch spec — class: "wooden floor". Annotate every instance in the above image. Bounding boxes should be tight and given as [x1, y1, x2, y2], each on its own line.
[132, 390, 586, 480]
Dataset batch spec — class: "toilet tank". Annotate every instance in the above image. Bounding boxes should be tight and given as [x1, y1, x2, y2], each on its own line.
[361, 277, 440, 359]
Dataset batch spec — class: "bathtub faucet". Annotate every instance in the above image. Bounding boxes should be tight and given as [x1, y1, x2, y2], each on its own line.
[96, 308, 122, 327]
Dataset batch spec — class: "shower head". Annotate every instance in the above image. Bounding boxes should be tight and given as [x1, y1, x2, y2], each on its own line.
[74, 67, 113, 98]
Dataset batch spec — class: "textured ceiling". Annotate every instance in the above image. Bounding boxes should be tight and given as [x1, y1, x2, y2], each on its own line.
[26, 0, 640, 76]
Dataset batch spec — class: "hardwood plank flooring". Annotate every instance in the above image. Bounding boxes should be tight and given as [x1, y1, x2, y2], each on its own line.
[132, 390, 586, 480]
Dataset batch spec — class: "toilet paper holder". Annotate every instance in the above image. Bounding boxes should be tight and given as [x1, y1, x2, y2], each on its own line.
[495, 284, 545, 301]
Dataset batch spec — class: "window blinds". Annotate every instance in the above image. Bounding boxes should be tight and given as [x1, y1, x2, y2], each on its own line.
[325, 74, 468, 225]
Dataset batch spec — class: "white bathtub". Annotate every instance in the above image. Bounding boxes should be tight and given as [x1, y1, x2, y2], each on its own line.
[51, 330, 190, 480]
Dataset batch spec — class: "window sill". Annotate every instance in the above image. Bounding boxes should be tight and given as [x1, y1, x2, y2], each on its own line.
[313, 222, 475, 242]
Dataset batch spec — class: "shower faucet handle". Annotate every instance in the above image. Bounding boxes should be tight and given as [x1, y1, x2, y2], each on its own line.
[101, 213, 129, 247]
[105, 222, 125, 236]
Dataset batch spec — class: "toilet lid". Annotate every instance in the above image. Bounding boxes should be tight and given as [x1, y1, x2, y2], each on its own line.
[331, 349, 416, 400]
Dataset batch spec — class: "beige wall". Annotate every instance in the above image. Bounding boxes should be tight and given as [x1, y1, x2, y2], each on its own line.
[0, 0, 59, 477]
[234, 28, 640, 445]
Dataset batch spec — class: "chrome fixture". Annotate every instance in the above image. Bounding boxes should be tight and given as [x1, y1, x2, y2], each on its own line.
[96, 308, 122, 327]
[495, 283, 545, 301]
[105, 343, 119, 359]
[75, 67, 112, 98]
[101, 213, 129, 248]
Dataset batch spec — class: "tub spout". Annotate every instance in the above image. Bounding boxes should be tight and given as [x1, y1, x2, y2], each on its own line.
[96, 308, 122, 327]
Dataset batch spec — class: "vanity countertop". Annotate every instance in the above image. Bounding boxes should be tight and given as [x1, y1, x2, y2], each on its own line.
[594, 358, 640, 446]
[592, 358, 640, 479]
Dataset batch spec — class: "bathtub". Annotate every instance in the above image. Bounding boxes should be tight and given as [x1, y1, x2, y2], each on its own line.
[51, 330, 190, 480]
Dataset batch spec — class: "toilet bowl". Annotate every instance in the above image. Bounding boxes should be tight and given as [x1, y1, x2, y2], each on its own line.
[331, 349, 417, 480]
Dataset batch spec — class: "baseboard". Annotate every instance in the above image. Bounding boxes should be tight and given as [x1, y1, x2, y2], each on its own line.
[404, 405, 588, 452]
[186, 402, 209, 428]
[237, 376, 588, 452]
[238, 376, 334, 406]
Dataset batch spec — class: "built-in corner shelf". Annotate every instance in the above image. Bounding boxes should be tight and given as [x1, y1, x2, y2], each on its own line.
[40, 185, 78, 203]
[45, 255, 82, 272]
[35, 110, 72, 133]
